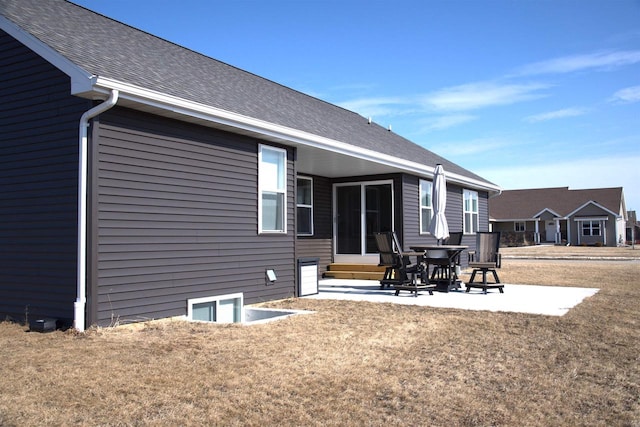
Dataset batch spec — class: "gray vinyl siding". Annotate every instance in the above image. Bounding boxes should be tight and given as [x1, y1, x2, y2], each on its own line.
[0, 31, 90, 324]
[91, 108, 295, 325]
[570, 204, 613, 246]
[400, 174, 488, 265]
[296, 174, 332, 278]
[478, 191, 490, 232]
[401, 175, 467, 245]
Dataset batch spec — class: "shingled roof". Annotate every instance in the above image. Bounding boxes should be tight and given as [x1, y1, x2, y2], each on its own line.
[0, 0, 498, 189]
[490, 187, 625, 220]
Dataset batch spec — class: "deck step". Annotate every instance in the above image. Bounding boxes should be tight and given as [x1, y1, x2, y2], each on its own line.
[323, 263, 385, 280]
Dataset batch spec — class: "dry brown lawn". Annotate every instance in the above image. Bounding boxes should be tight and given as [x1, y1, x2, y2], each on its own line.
[1, 246, 639, 426]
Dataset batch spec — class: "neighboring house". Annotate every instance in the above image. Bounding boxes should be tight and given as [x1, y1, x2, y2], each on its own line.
[626, 211, 638, 245]
[0, 0, 500, 329]
[490, 187, 627, 247]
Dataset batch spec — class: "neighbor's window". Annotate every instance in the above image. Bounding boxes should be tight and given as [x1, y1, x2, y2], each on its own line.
[582, 220, 601, 236]
[463, 189, 479, 234]
[515, 222, 526, 232]
[259, 145, 286, 233]
[297, 176, 313, 236]
[419, 179, 433, 233]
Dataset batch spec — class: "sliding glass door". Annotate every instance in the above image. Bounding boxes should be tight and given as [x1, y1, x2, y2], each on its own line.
[335, 181, 393, 261]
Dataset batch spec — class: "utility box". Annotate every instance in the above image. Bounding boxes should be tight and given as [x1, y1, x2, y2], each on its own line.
[29, 318, 57, 333]
[297, 257, 319, 296]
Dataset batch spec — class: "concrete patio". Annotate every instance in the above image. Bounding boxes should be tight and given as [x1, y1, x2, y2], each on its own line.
[305, 279, 599, 316]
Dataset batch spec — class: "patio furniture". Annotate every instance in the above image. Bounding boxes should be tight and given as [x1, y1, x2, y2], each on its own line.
[374, 232, 434, 296]
[410, 243, 467, 292]
[466, 232, 503, 294]
[429, 231, 463, 283]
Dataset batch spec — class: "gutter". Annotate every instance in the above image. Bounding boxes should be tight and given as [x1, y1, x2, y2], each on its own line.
[74, 90, 119, 332]
[87, 77, 503, 195]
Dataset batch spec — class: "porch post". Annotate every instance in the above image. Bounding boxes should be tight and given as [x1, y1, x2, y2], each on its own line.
[576, 220, 581, 245]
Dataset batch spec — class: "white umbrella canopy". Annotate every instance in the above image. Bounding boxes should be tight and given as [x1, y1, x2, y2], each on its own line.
[429, 164, 449, 244]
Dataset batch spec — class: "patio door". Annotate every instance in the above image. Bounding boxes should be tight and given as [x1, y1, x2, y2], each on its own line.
[334, 181, 393, 263]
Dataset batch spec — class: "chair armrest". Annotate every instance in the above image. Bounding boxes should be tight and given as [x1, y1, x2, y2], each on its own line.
[496, 253, 502, 268]
[400, 251, 425, 256]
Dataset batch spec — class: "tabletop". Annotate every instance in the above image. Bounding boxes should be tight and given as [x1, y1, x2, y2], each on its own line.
[409, 245, 468, 251]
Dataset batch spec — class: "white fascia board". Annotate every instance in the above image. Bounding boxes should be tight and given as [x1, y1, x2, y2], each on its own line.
[0, 16, 96, 93]
[573, 216, 609, 222]
[91, 77, 501, 193]
[533, 208, 562, 218]
[567, 201, 619, 219]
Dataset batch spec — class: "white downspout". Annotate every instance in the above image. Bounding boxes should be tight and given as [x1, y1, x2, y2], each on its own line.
[74, 90, 119, 331]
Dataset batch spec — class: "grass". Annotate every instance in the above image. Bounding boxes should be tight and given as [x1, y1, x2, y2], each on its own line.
[1, 246, 639, 426]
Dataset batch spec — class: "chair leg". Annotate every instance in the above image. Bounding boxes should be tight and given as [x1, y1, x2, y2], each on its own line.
[469, 269, 478, 284]
[491, 270, 500, 283]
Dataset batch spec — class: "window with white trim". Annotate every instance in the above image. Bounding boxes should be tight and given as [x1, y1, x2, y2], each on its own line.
[297, 176, 313, 236]
[188, 293, 244, 323]
[463, 189, 479, 234]
[259, 145, 286, 233]
[419, 179, 433, 233]
[582, 220, 601, 236]
[515, 222, 526, 232]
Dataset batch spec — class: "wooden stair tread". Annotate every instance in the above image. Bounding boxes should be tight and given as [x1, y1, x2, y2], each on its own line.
[323, 263, 386, 280]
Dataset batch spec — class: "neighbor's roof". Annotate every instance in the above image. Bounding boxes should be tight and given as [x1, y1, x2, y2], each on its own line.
[490, 187, 625, 220]
[0, 0, 498, 191]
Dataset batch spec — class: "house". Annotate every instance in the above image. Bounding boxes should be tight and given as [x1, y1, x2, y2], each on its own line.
[0, 0, 501, 329]
[627, 211, 638, 245]
[489, 187, 627, 247]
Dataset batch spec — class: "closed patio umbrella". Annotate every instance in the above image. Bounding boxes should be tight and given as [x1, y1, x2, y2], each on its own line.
[429, 164, 449, 244]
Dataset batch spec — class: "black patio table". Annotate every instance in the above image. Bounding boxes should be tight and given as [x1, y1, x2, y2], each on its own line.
[409, 245, 467, 292]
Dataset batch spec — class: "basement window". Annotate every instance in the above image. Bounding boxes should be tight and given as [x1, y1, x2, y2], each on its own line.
[188, 293, 244, 323]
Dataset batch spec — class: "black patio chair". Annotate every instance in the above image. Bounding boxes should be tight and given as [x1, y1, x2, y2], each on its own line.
[466, 231, 503, 294]
[374, 232, 434, 296]
[429, 231, 464, 283]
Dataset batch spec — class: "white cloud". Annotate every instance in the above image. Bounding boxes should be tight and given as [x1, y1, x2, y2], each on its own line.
[524, 107, 589, 123]
[421, 81, 550, 112]
[517, 50, 640, 75]
[610, 85, 640, 104]
[418, 114, 476, 132]
[473, 155, 640, 209]
[426, 137, 514, 157]
[337, 96, 408, 118]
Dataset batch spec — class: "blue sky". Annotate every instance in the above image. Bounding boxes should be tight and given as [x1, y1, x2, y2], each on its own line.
[72, 0, 640, 211]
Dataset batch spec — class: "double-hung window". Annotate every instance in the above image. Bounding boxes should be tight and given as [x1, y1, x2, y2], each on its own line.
[296, 176, 313, 236]
[463, 189, 479, 234]
[582, 220, 601, 236]
[259, 145, 286, 233]
[515, 222, 526, 232]
[419, 179, 433, 233]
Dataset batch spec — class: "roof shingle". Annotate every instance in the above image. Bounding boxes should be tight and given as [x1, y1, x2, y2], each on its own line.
[490, 187, 624, 219]
[0, 0, 494, 185]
